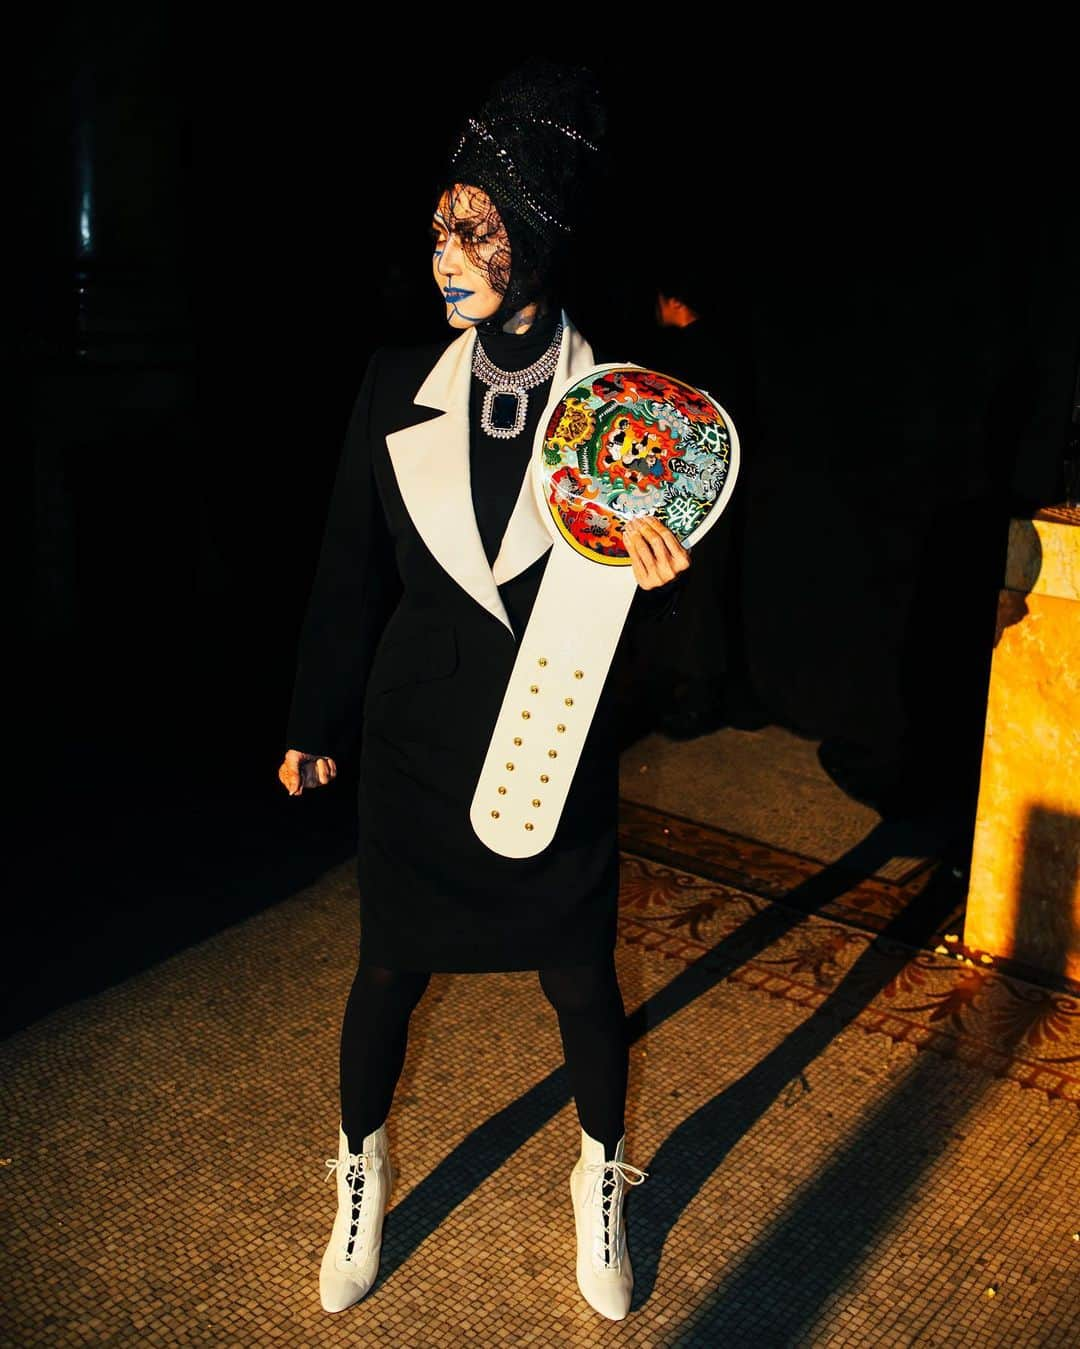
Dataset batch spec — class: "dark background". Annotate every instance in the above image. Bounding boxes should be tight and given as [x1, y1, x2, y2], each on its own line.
[15, 9, 1079, 1030]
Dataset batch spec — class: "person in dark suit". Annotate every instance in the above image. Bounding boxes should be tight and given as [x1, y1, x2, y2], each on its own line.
[278, 64, 690, 1322]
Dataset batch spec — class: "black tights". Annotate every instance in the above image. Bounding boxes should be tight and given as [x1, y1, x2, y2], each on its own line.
[339, 956, 628, 1160]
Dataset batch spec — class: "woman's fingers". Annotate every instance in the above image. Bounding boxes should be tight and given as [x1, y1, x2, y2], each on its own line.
[626, 519, 667, 586]
[304, 755, 337, 788]
[638, 521, 676, 583]
[625, 516, 691, 588]
[638, 516, 691, 571]
[624, 520, 657, 586]
[280, 750, 338, 794]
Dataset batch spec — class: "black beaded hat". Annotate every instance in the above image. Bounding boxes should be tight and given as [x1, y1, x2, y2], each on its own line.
[443, 61, 608, 326]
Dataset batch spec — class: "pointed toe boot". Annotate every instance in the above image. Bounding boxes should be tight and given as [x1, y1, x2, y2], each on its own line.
[569, 1127, 648, 1320]
[319, 1119, 393, 1312]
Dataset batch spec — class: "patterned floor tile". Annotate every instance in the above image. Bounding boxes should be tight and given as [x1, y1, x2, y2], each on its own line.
[2, 855, 1077, 1347]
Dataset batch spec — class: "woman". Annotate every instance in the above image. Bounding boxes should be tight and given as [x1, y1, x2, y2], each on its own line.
[278, 63, 691, 1322]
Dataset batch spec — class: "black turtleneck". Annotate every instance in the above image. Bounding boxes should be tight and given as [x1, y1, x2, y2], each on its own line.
[474, 301, 562, 372]
[468, 304, 563, 580]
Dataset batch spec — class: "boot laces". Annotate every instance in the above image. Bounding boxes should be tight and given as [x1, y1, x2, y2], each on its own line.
[324, 1148, 375, 1262]
[585, 1158, 648, 1269]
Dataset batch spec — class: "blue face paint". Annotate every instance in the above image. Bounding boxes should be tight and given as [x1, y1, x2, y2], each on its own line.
[431, 198, 504, 326]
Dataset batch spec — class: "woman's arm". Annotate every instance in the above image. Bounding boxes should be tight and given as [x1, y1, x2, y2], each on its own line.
[283, 349, 402, 767]
[630, 566, 690, 624]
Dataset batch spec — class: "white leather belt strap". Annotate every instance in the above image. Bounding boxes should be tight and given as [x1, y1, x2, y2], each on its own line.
[470, 362, 738, 858]
[469, 547, 637, 857]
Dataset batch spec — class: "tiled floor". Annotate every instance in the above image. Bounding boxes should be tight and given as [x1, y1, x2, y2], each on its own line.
[619, 725, 901, 874]
[3, 839, 1078, 1347]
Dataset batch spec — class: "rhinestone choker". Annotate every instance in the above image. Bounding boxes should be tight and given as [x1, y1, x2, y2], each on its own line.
[472, 321, 564, 439]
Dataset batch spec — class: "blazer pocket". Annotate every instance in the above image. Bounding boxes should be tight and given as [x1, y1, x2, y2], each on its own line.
[367, 624, 458, 700]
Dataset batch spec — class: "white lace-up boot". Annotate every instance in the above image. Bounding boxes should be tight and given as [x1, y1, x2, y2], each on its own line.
[569, 1126, 649, 1320]
[320, 1119, 393, 1312]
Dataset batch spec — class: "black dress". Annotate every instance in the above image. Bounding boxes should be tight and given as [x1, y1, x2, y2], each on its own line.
[286, 307, 684, 974]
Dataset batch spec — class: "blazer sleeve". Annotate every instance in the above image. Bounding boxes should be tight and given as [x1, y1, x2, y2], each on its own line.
[284, 349, 402, 762]
[627, 563, 691, 626]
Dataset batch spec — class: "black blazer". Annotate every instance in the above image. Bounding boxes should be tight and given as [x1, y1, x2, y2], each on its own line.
[285, 311, 684, 772]
[283, 310, 688, 970]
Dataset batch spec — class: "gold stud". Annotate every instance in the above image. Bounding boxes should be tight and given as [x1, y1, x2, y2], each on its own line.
[524, 822, 534, 831]
[540, 773, 549, 782]
[506, 762, 514, 771]
[532, 798, 541, 807]
[538, 657, 548, 666]
[513, 736, 522, 746]
[497, 786, 507, 795]
[529, 684, 539, 693]
[491, 810, 500, 818]
[556, 723, 566, 732]
[574, 670, 584, 679]
[564, 697, 573, 706]
[548, 749, 558, 758]
[521, 710, 531, 719]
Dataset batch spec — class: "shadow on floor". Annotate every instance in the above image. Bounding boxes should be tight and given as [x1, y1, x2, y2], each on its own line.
[375, 821, 969, 1298]
[658, 808, 1077, 1345]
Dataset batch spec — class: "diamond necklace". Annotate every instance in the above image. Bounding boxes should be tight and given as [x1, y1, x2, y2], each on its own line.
[472, 321, 564, 439]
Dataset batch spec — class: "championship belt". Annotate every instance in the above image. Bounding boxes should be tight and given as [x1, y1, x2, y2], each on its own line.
[470, 364, 739, 857]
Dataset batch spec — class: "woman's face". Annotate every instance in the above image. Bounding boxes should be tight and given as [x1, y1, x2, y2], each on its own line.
[430, 182, 512, 328]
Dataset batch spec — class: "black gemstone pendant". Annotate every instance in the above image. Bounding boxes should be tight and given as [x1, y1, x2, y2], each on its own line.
[491, 391, 520, 430]
[480, 385, 528, 438]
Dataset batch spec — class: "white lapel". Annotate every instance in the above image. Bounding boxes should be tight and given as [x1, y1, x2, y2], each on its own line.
[385, 307, 596, 634]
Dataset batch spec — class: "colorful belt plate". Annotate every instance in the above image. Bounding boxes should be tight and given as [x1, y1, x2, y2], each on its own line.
[470, 363, 740, 857]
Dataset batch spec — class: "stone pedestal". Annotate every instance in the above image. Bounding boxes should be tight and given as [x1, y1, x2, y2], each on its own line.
[964, 505, 1080, 985]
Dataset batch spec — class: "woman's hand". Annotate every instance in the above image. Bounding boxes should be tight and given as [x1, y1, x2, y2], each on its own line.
[624, 515, 691, 588]
[278, 749, 338, 795]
